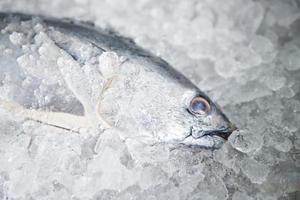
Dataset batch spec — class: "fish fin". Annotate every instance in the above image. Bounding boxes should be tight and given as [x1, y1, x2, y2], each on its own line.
[56, 52, 96, 114]
[0, 99, 90, 133]
[0, 15, 121, 131]
[56, 49, 116, 129]
[35, 31, 117, 130]
[54, 41, 123, 129]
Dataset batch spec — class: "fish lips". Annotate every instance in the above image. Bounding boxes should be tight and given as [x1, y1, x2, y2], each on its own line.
[179, 125, 237, 149]
[191, 123, 237, 140]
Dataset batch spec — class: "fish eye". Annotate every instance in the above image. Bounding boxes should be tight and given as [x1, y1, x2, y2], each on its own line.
[189, 96, 211, 115]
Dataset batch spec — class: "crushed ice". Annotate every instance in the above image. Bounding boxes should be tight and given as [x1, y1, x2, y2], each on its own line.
[0, 0, 299, 199]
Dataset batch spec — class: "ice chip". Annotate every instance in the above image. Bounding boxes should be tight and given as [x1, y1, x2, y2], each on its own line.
[267, 131, 293, 153]
[249, 35, 276, 63]
[138, 165, 168, 190]
[214, 57, 239, 78]
[191, 174, 228, 200]
[240, 157, 269, 184]
[234, 46, 261, 69]
[98, 51, 122, 78]
[261, 69, 286, 91]
[229, 129, 263, 154]
[232, 191, 254, 200]
[214, 143, 240, 173]
[280, 43, 300, 71]
[269, 1, 300, 27]
[236, 1, 264, 33]
[9, 32, 25, 46]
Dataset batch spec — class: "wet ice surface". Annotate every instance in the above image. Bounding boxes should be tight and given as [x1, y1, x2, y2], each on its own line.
[0, 0, 300, 199]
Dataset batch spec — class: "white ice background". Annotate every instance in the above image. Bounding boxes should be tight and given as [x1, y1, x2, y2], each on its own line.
[0, 0, 299, 199]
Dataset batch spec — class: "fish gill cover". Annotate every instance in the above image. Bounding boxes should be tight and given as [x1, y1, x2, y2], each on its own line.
[0, 0, 299, 200]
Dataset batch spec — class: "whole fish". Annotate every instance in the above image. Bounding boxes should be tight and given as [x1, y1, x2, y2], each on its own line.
[0, 13, 236, 149]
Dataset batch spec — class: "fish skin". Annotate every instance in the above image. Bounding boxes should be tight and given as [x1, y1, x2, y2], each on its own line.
[0, 12, 235, 149]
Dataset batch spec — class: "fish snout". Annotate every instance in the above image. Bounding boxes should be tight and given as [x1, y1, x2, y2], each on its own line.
[211, 122, 237, 140]
[191, 123, 237, 140]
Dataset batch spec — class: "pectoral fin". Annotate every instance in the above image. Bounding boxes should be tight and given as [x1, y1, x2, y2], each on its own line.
[0, 100, 90, 133]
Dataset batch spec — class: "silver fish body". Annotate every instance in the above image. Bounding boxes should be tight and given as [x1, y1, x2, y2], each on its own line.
[0, 13, 236, 149]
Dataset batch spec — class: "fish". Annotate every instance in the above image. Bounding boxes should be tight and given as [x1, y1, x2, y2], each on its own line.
[0, 12, 236, 149]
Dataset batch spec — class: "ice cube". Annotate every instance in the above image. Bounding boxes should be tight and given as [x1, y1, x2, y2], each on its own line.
[249, 35, 276, 63]
[214, 143, 241, 173]
[294, 136, 300, 150]
[261, 69, 286, 91]
[214, 57, 239, 78]
[280, 43, 300, 71]
[234, 46, 261, 69]
[191, 174, 228, 200]
[235, 1, 265, 33]
[229, 129, 263, 154]
[9, 32, 25, 46]
[138, 165, 168, 190]
[232, 191, 254, 200]
[269, 1, 300, 27]
[265, 131, 293, 153]
[240, 157, 269, 184]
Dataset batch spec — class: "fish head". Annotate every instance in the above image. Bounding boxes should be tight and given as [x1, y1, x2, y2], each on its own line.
[99, 57, 236, 149]
[177, 89, 237, 149]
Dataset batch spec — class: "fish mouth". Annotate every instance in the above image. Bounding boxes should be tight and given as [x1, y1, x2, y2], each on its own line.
[189, 123, 237, 140]
[179, 124, 237, 149]
[199, 127, 234, 140]
[180, 124, 237, 149]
